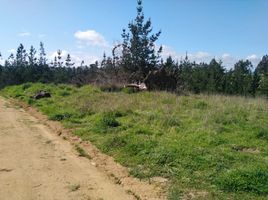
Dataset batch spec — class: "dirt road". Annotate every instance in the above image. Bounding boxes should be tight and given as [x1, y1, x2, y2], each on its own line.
[0, 97, 138, 200]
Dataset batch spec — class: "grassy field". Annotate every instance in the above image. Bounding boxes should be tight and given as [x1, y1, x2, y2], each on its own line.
[1, 83, 268, 199]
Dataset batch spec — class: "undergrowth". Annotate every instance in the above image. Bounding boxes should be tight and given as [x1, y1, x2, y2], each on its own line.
[1, 82, 268, 199]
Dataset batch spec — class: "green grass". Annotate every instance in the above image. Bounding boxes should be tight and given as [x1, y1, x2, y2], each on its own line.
[1, 82, 268, 199]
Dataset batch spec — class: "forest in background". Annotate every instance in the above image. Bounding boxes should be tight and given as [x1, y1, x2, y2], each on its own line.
[0, 0, 268, 97]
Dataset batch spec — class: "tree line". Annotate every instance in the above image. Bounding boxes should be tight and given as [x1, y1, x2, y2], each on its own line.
[0, 0, 267, 97]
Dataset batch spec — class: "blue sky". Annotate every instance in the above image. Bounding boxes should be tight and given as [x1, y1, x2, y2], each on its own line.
[0, 0, 267, 68]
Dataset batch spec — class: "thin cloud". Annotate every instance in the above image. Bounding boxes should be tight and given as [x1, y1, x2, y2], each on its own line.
[7, 49, 16, 53]
[161, 45, 212, 64]
[38, 34, 46, 38]
[161, 45, 261, 69]
[18, 32, 31, 37]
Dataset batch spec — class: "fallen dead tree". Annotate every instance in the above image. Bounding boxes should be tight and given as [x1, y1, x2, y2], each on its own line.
[31, 91, 51, 100]
[124, 83, 147, 91]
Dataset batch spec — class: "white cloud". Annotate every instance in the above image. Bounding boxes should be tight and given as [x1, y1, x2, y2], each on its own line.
[246, 54, 258, 60]
[161, 45, 180, 59]
[18, 32, 31, 37]
[222, 53, 231, 59]
[0, 58, 4, 65]
[74, 30, 108, 47]
[246, 54, 261, 67]
[220, 54, 238, 69]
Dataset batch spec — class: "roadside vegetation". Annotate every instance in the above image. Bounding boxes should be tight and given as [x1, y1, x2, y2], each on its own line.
[1, 82, 268, 199]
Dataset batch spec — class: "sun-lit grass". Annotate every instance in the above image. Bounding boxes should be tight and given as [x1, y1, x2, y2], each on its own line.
[1, 82, 268, 199]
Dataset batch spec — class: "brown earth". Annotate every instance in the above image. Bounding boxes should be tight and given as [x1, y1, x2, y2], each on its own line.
[0, 97, 166, 200]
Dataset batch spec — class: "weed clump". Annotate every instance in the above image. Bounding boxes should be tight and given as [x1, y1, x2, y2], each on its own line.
[75, 145, 91, 159]
[103, 135, 127, 150]
[100, 112, 121, 128]
[256, 128, 268, 140]
[194, 100, 208, 109]
[49, 112, 72, 121]
[22, 83, 32, 90]
[100, 84, 122, 92]
[216, 165, 268, 194]
[122, 87, 138, 94]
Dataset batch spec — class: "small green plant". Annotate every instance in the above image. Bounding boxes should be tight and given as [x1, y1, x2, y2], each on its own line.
[75, 145, 91, 159]
[45, 140, 52, 144]
[168, 185, 183, 200]
[69, 184, 80, 192]
[27, 98, 35, 105]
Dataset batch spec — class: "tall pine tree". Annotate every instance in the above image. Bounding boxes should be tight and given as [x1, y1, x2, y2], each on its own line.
[119, 0, 162, 82]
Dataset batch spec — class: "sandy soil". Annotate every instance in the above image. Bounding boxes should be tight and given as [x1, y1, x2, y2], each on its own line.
[0, 97, 165, 200]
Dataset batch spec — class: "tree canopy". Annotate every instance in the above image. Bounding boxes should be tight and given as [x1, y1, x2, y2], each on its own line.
[0, 0, 267, 97]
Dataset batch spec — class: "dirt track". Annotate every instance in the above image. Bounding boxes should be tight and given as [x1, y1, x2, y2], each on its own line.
[0, 97, 139, 200]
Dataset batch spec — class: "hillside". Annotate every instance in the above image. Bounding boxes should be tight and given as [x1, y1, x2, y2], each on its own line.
[1, 83, 268, 199]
